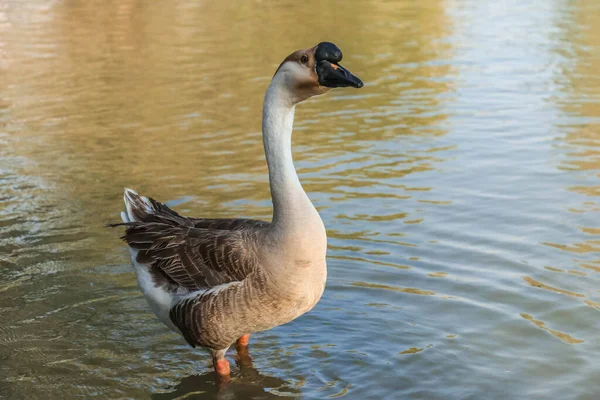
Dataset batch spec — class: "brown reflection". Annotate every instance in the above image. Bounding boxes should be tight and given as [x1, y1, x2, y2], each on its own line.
[520, 313, 584, 344]
[542, 241, 600, 255]
[523, 276, 585, 298]
[428, 271, 448, 278]
[581, 227, 600, 235]
[417, 199, 452, 205]
[399, 347, 424, 355]
[584, 300, 600, 311]
[336, 212, 408, 222]
[330, 255, 411, 270]
[352, 281, 434, 295]
[151, 363, 295, 400]
[327, 383, 352, 398]
[551, 2, 600, 273]
[152, 344, 297, 399]
[580, 262, 600, 273]
[544, 266, 564, 273]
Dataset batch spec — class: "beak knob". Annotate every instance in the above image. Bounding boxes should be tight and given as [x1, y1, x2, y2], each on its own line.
[315, 42, 343, 63]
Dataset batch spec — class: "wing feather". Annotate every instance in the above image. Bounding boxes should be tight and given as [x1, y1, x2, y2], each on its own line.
[112, 193, 268, 291]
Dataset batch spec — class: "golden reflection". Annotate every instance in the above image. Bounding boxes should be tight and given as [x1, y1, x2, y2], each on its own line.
[542, 241, 600, 255]
[330, 255, 410, 270]
[417, 199, 452, 205]
[399, 347, 424, 355]
[328, 384, 352, 399]
[523, 276, 585, 298]
[552, 1, 600, 277]
[1, 0, 455, 396]
[336, 212, 408, 222]
[520, 314, 584, 344]
[569, 186, 600, 197]
[556, 2, 600, 172]
[364, 250, 390, 255]
[584, 300, 600, 311]
[580, 262, 600, 273]
[328, 244, 363, 252]
[3, 0, 455, 228]
[544, 266, 564, 273]
[581, 227, 600, 235]
[327, 230, 417, 248]
[352, 282, 434, 295]
[366, 303, 388, 308]
[151, 366, 294, 400]
[428, 272, 448, 278]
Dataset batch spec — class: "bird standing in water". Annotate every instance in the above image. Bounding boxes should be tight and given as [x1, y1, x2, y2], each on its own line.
[111, 42, 363, 377]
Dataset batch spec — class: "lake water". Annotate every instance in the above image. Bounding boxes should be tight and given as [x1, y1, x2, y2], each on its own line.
[1, 0, 599, 398]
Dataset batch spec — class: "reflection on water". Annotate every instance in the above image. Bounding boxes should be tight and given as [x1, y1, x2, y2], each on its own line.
[152, 354, 297, 400]
[1, 0, 599, 398]
[520, 314, 584, 345]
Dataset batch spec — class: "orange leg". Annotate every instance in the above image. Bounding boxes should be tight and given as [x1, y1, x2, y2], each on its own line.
[214, 358, 230, 376]
[211, 349, 230, 376]
[236, 334, 250, 349]
[235, 334, 252, 370]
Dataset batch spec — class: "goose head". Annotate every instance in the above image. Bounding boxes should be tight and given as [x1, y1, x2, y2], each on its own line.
[273, 42, 363, 104]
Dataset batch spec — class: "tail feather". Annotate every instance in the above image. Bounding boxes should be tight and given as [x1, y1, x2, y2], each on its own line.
[108, 188, 186, 229]
[124, 188, 156, 222]
[109, 188, 186, 334]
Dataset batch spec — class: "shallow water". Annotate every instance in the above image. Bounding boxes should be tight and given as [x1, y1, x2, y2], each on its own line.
[1, 0, 599, 398]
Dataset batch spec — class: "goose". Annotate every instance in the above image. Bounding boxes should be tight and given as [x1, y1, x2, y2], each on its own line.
[111, 42, 363, 377]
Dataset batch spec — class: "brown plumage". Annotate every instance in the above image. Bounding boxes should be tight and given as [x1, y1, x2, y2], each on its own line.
[115, 196, 266, 291]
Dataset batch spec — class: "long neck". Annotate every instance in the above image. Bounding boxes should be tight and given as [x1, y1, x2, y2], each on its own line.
[262, 81, 321, 235]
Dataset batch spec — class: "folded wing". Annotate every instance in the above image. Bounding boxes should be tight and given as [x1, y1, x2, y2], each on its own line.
[114, 189, 268, 291]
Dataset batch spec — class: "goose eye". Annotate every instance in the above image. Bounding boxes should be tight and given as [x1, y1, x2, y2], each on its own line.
[300, 55, 309, 64]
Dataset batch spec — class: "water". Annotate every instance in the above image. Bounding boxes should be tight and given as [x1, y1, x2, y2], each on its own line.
[1, 0, 599, 398]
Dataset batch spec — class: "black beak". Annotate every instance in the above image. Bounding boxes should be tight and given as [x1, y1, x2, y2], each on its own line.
[317, 61, 363, 88]
[315, 42, 363, 89]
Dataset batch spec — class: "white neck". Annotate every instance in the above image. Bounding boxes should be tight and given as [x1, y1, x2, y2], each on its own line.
[262, 77, 323, 237]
